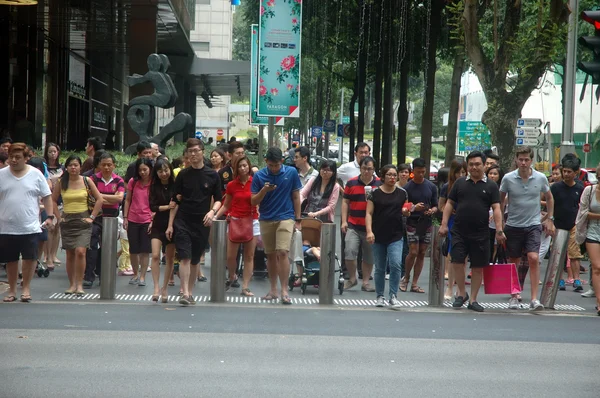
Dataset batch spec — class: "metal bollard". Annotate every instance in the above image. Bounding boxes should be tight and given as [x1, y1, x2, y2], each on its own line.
[210, 219, 227, 303]
[100, 217, 118, 300]
[319, 223, 337, 305]
[428, 225, 444, 307]
[540, 229, 569, 309]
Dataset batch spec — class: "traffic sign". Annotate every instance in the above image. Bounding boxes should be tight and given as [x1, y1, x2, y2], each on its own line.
[337, 124, 344, 137]
[323, 119, 336, 133]
[342, 116, 350, 124]
[458, 121, 490, 151]
[195, 131, 203, 139]
[515, 128, 541, 138]
[311, 126, 323, 138]
[584, 143, 591, 153]
[516, 137, 539, 146]
[517, 118, 543, 128]
[343, 124, 351, 137]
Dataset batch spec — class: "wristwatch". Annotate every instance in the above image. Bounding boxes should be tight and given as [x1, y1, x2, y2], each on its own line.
[46, 214, 55, 221]
[549, 216, 555, 221]
[90, 214, 96, 220]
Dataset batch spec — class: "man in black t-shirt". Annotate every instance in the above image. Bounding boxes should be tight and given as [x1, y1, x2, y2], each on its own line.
[551, 155, 585, 291]
[440, 151, 505, 312]
[166, 138, 222, 306]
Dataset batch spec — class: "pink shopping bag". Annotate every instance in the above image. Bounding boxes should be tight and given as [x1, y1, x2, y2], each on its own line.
[483, 263, 522, 295]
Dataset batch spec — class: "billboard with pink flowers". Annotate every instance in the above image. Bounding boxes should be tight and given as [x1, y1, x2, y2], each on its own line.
[257, 0, 302, 118]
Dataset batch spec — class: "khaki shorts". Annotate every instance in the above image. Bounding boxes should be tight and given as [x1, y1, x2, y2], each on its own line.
[259, 219, 295, 254]
[568, 227, 583, 260]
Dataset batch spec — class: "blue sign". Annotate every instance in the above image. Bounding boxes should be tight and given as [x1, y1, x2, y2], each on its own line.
[311, 126, 323, 138]
[195, 131, 203, 139]
[337, 124, 344, 137]
[292, 133, 300, 142]
[323, 119, 336, 133]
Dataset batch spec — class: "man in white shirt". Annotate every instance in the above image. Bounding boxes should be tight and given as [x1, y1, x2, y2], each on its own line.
[294, 146, 318, 186]
[0, 143, 54, 303]
[337, 142, 373, 187]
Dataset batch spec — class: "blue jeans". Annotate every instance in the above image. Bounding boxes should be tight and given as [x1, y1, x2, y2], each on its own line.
[373, 239, 404, 299]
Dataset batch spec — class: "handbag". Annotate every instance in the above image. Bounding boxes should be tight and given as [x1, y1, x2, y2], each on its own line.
[227, 216, 253, 243]
[483, 247, 521, 295]
[82, 176, 101, 216]
[575, 185, 594, 244]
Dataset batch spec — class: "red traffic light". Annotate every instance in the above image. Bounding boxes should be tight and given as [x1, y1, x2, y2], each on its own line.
[581, 10, 600, 30]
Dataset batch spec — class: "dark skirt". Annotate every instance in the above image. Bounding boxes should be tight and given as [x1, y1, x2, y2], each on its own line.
[61, 212, 92, 250]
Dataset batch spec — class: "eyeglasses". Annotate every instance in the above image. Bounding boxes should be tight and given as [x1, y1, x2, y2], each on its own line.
[321, 169, 333, 173]
[187, 149, 203, 154]
[385, 173, 398, 178]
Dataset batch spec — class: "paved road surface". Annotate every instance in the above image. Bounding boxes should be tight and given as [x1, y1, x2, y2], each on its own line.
[1, 304, 599, 398]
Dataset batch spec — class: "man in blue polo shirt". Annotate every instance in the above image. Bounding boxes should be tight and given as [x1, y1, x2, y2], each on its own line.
[251, 147, 302, 305]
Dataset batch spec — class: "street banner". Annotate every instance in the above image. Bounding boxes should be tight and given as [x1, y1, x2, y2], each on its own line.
[258, 0, 302, 117]
[250, 25, 268, 125]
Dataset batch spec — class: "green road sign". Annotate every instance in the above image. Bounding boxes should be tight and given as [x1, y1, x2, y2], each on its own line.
[458, 121, 491, 152]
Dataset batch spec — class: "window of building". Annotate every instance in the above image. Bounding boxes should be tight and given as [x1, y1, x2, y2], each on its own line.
[192, 41, 210, 52]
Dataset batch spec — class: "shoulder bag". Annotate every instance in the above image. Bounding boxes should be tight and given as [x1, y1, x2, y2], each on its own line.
[227, 215, 253, 243]
[83, 176, 101, 216]
[575, 185, 594, 245]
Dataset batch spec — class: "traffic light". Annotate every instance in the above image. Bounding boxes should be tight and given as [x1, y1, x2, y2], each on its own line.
[578, 11, 600, 88]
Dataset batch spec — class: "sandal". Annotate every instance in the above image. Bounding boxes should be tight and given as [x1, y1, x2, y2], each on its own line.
[261, 293, 279, 301]
[241, 288, 255, 297]
[168, 280, 175, 286]
[410, 285, 425, 293]
[152, 295, 159, 302]
[3, 295, 17, 302]
[179, 295, 190, 306]
[399, 278, 409, 292]
[281, 295, 292, 305]
[20, 294, 32, 303]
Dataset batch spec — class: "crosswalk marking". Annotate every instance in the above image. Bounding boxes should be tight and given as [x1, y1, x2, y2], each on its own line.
[43, 293, 587, 311]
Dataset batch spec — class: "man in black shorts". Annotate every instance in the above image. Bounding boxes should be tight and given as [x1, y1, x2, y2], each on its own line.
[439, 151, 505, 312]
[166, 138, 222, 306]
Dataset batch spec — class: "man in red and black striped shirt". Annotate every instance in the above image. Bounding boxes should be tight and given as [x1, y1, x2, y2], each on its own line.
[341, 156, 381, 291]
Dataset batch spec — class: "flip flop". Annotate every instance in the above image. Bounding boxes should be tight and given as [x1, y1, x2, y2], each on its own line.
[20, 294, 32, 303]
[241, 288, 255, 297]
[261, 293, 279, 301]
[168, 281, 175, 286]
[281, 295, 292, 305]
[3, 295, 17, 302]
[410, 285, 425, 293]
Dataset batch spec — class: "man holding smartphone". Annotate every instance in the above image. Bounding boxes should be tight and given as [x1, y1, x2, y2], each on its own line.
[251, 147, 302, 305]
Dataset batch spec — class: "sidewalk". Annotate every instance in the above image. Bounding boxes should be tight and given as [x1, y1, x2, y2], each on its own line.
[5, 249, 595, 314]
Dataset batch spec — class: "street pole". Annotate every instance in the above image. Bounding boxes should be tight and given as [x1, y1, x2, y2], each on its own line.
[258, 125, 264, 166]
[545, 122, 553, 170]
[268, 117, 275, 148]
[559, 0, 579, 160]
[338, 88, 344, 164]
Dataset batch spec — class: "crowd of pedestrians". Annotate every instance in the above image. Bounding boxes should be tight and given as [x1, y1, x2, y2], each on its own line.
[0, 136, 597, 315]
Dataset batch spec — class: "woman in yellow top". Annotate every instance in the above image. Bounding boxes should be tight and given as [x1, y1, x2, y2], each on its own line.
[52, 155, 103, 296]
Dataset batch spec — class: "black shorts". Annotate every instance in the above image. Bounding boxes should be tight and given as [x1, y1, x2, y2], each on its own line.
[174, 215, 209, 265]
[128, 221, 152, 254]
[150, 223, 172, 247]
[450, 229, 490, 268]
[505, 225, 542, 258]
[0, 234, 40, 263]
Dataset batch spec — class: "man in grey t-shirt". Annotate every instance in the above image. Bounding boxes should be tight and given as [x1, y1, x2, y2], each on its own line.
[499, 146, 555, 311]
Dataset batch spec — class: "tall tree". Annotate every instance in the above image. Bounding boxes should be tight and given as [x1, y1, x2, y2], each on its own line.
[462, 0, 569, 167]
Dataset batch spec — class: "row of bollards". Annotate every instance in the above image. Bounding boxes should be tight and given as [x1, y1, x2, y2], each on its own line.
[99, 217, 570, 309]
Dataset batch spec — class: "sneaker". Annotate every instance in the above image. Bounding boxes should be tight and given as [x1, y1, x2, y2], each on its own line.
[385, 274, 390, 280]
[467, 301, 484, 312]
[388, 295, 402, 309]
[509, 296, 520, 309]
[573, 280, 583, 292]
[529, 299, 544, 311]
[375, 296, 386, 307]
[129, 277, 139, 285]
[581, 288, 596, 298]
[452, 292, 469, 308]
[138, 280, 146, 287]
[83, 280, 94, 289]
[147, 266, 152, 272]
[559, 279, 566, 291]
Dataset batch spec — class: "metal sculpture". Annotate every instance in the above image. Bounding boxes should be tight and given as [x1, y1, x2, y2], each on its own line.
[125, 53, 193, 154]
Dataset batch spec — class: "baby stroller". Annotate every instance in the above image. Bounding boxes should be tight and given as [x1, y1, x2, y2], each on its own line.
[288, 218, 344, 295]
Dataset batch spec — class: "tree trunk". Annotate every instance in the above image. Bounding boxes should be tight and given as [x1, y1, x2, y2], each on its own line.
[349, 82, 359, 162]
[357, 47, 367, 143]
[373, 62, 383, 167]
[381, 4, 393, 167]
[445, 52, 464, 166]
[396, 4, 410, 166]
[482, 92, 522, 170]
